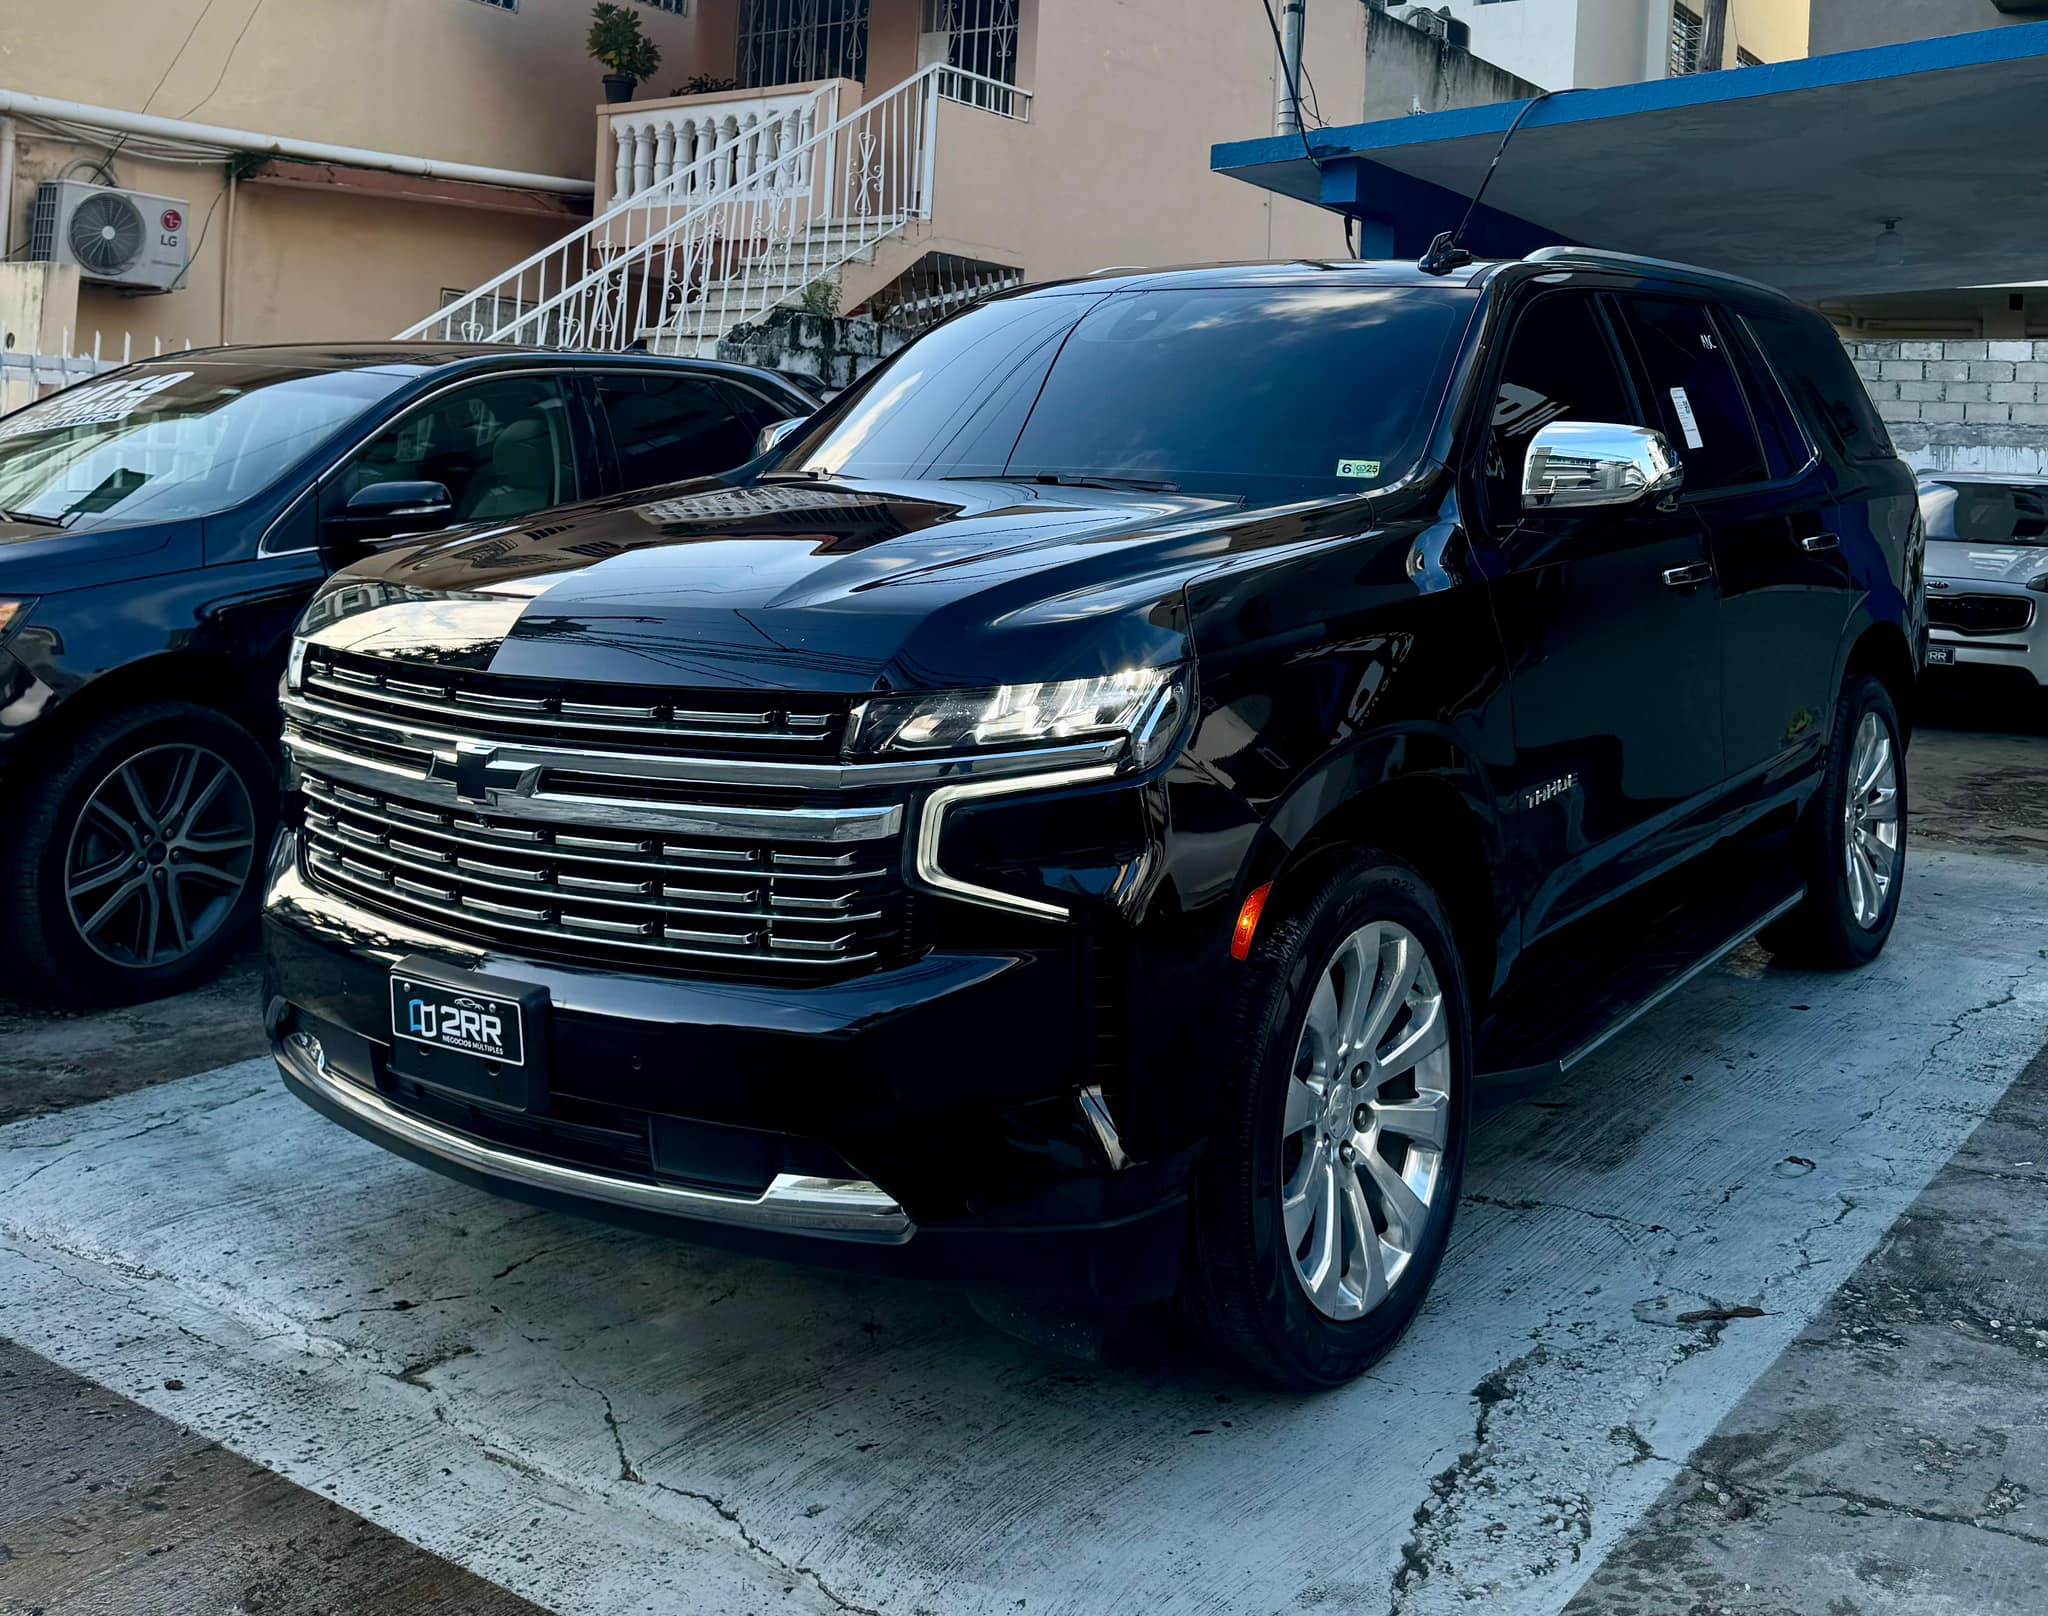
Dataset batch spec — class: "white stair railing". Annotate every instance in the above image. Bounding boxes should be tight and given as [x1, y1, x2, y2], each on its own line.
[398, 65, 1028, 355]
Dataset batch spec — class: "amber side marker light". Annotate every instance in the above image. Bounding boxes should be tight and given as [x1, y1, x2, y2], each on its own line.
[1231, 882, 1274, 962]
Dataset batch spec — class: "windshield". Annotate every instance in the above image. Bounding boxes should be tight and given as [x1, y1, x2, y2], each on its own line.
[775, 284, 1479, 505]
[0, 362, 408, 530]
[1919, 479, 2048, 548]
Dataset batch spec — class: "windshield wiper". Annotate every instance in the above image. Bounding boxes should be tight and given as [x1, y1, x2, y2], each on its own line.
[944, 472, 1181, 494]
[0, 507, 66, 529]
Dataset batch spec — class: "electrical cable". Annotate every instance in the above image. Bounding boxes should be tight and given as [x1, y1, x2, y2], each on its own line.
[97, 0, 228, 181]
[1259, 0, 1349, 254]
[180, 0, 270, 121]
[1259, 0, 1320, 170]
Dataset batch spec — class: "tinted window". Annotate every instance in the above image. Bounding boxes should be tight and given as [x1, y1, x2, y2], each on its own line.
[1725, 316, 1811, 480]
[1748, 306, 1893, 464]
[1484, 292, 1638, 523]
[1616, 297, 1767, 492]
[594, 373, 779, 489]
[0, 362, 403, 530]
[1920, 480, 2048, 547]
[780, 285, 1480, 506]
[339, 376, 580, 524]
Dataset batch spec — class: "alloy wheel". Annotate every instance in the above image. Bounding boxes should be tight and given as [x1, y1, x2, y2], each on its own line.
[1281, 920, 1454, 1322]
[63, 744, 258, 969]
[1843, 710, 1901, 931]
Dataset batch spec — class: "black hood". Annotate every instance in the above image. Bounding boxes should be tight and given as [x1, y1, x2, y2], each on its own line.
[299, 476, 1365, 694]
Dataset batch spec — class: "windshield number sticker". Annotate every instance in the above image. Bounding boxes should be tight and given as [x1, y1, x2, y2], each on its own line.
[1, 370, 194, 438]
[1336, 459, 1382, 480]
[1668, 387, 1705, 450]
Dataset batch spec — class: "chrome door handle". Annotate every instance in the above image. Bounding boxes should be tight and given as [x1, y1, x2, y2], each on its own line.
[1799, 531, 1841, 553]
[1662, 562, 1715, 589]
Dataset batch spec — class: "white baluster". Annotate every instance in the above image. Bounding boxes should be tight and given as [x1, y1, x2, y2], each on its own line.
[699, 118, 722, 198]
[614, 121, 633, 201]
[720, 117, 740, 191]
[631, 124, 655, 197]
[654, 120, 676, 188]
[780, 110, 801, 190]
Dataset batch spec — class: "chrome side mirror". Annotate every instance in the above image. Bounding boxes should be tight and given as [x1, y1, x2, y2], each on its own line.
[755, 416, 808, 458]
[1521, 422, 1683, 511]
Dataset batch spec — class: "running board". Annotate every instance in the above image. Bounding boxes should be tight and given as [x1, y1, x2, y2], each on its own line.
[1477, 882, 1806, 1096]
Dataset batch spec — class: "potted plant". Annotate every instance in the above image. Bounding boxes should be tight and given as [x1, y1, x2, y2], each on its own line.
[588, 4, 661, 105]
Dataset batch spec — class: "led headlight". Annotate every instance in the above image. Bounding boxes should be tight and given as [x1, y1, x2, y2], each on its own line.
[2028, 573, 2048, 595]
[849, 667, 1189, 770]
[285, 636, 310, 692]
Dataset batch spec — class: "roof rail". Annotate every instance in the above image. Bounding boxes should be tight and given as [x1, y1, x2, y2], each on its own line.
[1522, 246, 1794, 302]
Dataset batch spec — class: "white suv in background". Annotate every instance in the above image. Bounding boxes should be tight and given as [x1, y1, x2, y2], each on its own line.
[1919, 473, 2048, 699]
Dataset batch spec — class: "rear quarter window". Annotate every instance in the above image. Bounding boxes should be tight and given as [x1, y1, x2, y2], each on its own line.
[1746, 307, 1894, 465]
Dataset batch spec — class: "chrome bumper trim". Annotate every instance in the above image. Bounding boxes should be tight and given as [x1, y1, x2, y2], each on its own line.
[275, 1030, 914, 1242]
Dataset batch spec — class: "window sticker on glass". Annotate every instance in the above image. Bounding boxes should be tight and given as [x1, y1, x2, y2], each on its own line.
[1668, 387, 1705, 450]
[1336, 458, 1382, 479]
[0, 370, 193, 437]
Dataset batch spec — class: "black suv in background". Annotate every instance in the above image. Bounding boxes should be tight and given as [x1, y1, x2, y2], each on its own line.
[265, 254, 1921, 1388]
[0, 346, 813, 1003]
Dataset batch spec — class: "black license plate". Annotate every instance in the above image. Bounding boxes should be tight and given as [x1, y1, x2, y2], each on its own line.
[388, 957, 549, 1109]
[1927, 644, 1957, 667]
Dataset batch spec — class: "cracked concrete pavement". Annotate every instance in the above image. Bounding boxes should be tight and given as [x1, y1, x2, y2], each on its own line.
[4, 718, 2048, 1614]
[1565, 1038, 2048, 1616]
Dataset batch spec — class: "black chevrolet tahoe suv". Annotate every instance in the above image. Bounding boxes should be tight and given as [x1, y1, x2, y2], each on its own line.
[264, 252, 1922, 1389]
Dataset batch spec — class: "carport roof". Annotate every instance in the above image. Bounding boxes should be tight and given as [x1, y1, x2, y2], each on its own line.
[1211, 23, 2048, 301]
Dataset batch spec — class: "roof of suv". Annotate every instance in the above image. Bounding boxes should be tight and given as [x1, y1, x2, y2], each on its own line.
[1035, 249, 1812, 311]
[116, 342, 817, 398]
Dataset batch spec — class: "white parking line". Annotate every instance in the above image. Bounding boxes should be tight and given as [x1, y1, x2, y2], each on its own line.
[3, 847, 2046, 1616]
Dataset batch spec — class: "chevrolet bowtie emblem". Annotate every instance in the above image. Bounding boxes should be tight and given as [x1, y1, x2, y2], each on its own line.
[427, 740, 529, 804]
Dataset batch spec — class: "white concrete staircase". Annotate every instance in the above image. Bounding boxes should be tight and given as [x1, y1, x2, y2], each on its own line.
[398, 65, 1027, 355]
[642, 217, 905, 356]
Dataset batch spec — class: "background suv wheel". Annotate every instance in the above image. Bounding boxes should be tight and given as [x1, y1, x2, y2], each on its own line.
[1188, 851, 1473, 1390]
[3, 702, 275, 1005]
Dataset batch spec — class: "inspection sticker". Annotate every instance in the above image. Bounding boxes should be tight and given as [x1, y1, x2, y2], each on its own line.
[1668, 387, 1705, 449]
[1336, 458, 1382, 479]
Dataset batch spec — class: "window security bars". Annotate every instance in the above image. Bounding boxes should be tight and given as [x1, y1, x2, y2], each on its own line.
[921, 0, 1020, 114]
[1669, 3, 1705, 75]
[738, 0, 871, 88]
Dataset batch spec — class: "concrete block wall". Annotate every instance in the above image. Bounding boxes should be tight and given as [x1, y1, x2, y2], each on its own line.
[716, 310, 910, 393]
[1847, 338, 2048, 475]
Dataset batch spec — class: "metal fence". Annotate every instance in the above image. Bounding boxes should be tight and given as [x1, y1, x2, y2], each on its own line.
[0, 329, 193, 411]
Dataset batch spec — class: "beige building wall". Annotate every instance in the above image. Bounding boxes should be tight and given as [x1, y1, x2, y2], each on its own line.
[0, 0, 713, 179]
[894, 0, 1367, 285]
[0, 0, 1370, 352]
[1, 140, 580, 350]
[0, 0, 726, 350]
[1728, 0, 1811, 65]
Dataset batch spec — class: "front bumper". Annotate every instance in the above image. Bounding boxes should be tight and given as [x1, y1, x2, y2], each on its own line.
[262, 845, 1191, 1301]
[1926, 583, 2047, 692]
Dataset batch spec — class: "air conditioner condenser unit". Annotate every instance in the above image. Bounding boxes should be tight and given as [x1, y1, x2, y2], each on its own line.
[27, 180, 192, 294]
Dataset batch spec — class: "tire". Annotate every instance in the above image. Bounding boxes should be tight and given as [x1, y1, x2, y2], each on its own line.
[1, 701, 275, 1006]
[1761, 672, 1907, 969]
[1187, 852, 1474, 1390]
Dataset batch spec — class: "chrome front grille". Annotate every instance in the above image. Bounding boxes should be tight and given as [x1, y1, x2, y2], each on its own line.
[1927, 592, 2036, 637]
[297, 770, 909, 975]
[281, 653, 916, 980]
[300, 650, 848, 757]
